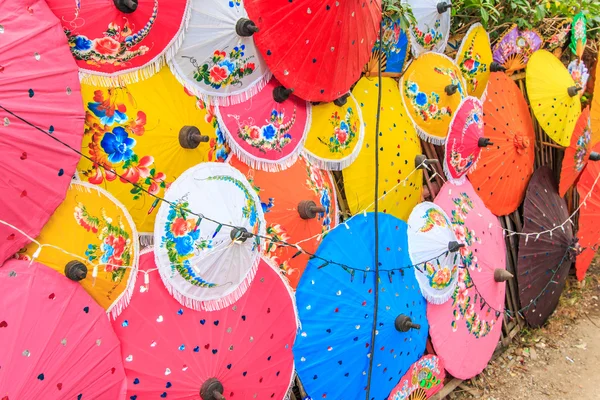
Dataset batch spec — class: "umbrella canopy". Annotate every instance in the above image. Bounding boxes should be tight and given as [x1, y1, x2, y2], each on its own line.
[47, 0, 188, 84]
[526, 49, 581, 147]
[388, 355, 445, 400]
[364, 16, 410, 76]
[546, 21, 570, 52]
[216, 78, 310, 171]
[302, 93, 365, 170]
[444, 96, 484, 184]
[294, 212, 429, 400]
[245, 0, 382, 102]
[0, 259, 127, 399]
[400, 52, 467, 144]
[430, 180, 507, 380]
[23, 182, 139, 318]
[113, 251, 297, 399]
[77, 67, 227, 235]
[559, 107, 600, 197]
[154, 162, 266, 311]
[0, 0, 84, 265]
[170, 0, 270, 105]
[343, 77, 422, 221]
[455, 23, 493, 100]
[404, 0, 452, 57]
[492, 24, 543, 75]
[229, 154, 338, 288]
[407, 202, 461, 305]
[575, 143, 600, 281]
[570, 12, 587, 60]
[468, 72, 535, 216]
[517, 167, 574, 328]
[568, 60, 590, 95]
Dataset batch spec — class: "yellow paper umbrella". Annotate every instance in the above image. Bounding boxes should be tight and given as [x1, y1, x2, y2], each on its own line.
[343, 77, 423, 221]
[77, 67, 229, 235]
[400, 52, 467, 144]
[455, 23, 494, 100]
[526, 50, 581, 146]
[302, 94, 365, 170]
[24, 182, 139, 318]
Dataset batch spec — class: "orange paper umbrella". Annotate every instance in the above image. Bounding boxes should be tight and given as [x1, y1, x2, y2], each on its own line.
[559, 107, 600, 196]
[575, 142, 600, 280]
[229, 154, 337, 288]
[468, 72, 535, 216]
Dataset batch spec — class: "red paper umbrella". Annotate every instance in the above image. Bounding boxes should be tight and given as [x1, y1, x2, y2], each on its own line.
[0, 0, 84, 264]
[245, 0, 382, 102]
[575, 142, 600, 280]
[113, 251, 298, 399]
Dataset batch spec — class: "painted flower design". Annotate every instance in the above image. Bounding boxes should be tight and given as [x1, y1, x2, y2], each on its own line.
[404, 81, 452, 122]
[419, 208, 449, 232]
[235, 108, 296, 152]
[450, 151, 475, 176]
[325, 108, 358, 153]
[412, 19, 443, 50]
[101, 127, 136, 163]
[574, 120, 592, 172]
[186, 90, 230, 161]
[376, 17, 402, 56]
[304, 157, 335, 237]
[88, 89, 128, 126]
[189, 45, 256, 90]
[458, 38, 488, 93]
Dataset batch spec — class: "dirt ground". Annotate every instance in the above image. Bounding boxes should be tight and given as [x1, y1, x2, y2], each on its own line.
[450, 263, 600, 400]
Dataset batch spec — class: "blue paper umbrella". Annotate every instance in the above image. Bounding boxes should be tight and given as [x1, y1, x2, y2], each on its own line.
[365, 16, 410, 75]
[294, 213, 429, 400]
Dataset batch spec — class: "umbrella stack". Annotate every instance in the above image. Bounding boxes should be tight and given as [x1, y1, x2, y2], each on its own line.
[1, 0, 600, 399]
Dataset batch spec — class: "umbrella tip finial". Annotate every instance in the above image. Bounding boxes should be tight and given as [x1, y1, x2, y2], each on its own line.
[395, 314, 421, 332]
[589, 151, 600, 161]
[444, 84, 459, 96]
[297, 200, 326, 220]
[567, 85, 582, 97]
[415, 154, 439, 169]
[333, 93, 350, 107]
[179, 126, 209, 149]
[478, 137, 494, 147]
[448, 241, 465, 253]
[494, 268, 514, 282]
[230, 227, 252, 243]
[236, 18, 259, 37]
[200, 378, 225, 400]
[64, 260, 88, 282]
[490, 62, 506, 73]
[273, 86, 294, 103]
[437, 1, 452, 13]
[113, 0, 138, 13]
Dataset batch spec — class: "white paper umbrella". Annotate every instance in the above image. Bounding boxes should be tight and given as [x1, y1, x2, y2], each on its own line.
[170, 0, 270, 105]
[407, 202, 461, 304]
[404, 0, 452, 57]
[154, 163, 266, 311]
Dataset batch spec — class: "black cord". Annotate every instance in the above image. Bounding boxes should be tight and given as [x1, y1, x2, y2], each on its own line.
[365, 21, 384, 400]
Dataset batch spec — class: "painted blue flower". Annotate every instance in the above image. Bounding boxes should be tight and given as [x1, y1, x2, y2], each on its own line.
[174, 235, 195, 256]
[415, 92, 428, 107]
[218, 59, 236, 74]
[88, 102, 128, 126]
[100, 242, 115, 264]
[101, 127, 136, 163]
[407, 82, 419, 94]
[340, 121, 349, 132]
[262, 124, 276, 140]
[74, 35, 93, 52]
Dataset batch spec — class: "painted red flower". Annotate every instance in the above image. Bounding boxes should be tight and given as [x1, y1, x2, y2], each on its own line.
[249, 126, 260, 139]
[93, 37, 121, 56]
[88, 167, 104, 184]
[463, 58, 475, 71]
[171, 217, 191, 237]
[424, 33, 433, 44]
[148, 181, 160, 195]
[335, 127, 348, 144]
[245, 62, 256, 71]
[120, 167, 140, 184]
[209, 65, 229, 84]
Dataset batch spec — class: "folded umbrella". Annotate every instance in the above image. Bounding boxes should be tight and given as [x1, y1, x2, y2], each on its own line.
[430, 180, 508, 380]
[0, 0, 84, 264]
[24, 182, 139, 318]
[468, 72, 535, 216]
[343, 77, 423, 221]
[154, 163, 266, 310]
[0, 259, 127, 399]
[47, 0, 189, 83]
[492, 24, 543, 75]
[77, 67, 228, 235]
[387, 355, 445, 400]
[294, 212, 428, 400]
[570, 12, 587, 60]
[229, 154, 338, 288]
[245, 0, 382, 102]
[404, 0, 452, 57]
[113, 251, 297, 399]
[216, 78, 310, 171]
[455, 23, 493, 100]
[568, 59, 590, 95]
[517, 167, 575, 328]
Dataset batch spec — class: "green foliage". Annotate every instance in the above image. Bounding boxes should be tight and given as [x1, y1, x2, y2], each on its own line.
[381, 0, 416, 32]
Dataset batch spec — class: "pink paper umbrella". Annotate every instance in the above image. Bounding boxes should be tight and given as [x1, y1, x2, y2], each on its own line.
[430, 180, 508, 380]
[113, 250, 298, 399]
[216, 78, 310, 171]
[388, 355, 445, 400]
[444, 97, 487, 184]
[0, 259, 127, 399]
[0, 0, 84, 265]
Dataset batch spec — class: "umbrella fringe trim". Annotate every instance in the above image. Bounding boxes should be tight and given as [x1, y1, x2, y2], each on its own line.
[419, 288, 455, 305]
[168, 62, 273, 107]
[217, 101, 312, 172]
[300, 93, 365, 171]
[415, 127, 447, 145]
[77, 0, 192, 87]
